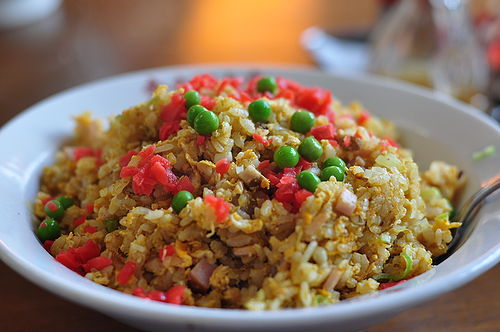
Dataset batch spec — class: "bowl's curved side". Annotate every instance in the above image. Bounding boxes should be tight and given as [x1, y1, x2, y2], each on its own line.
[0, 65, 498, 331]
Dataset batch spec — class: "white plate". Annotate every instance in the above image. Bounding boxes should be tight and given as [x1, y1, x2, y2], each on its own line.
[0, 65, 499, 332]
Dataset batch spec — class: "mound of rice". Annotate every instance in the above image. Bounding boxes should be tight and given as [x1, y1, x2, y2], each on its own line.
[34, 74, 465, 309]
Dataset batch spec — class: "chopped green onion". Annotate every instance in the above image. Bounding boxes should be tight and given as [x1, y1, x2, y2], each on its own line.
[473, 145, 496, 161]
[421, 187, 441, 201]
[398, 253, 413, 281]
[313, 294, 330, 306]
[373, 253, 413, 282]
[105, 219, 119, 232]
[436, 212, 449, 223]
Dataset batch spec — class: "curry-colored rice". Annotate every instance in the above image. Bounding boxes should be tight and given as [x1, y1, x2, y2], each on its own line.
[34, 75, 465, 309]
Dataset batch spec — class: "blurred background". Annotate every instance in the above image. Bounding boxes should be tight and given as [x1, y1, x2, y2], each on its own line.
[0, 0, 499, 331]
[2, 0, 500, 123]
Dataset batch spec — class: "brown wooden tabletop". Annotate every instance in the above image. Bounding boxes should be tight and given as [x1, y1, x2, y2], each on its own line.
[0, 1, 498, 331]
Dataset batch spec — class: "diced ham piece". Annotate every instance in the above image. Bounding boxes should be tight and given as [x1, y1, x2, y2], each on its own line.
[189, 259, 216, 291]
[232, 245, 257, 257]
[334, 189, 357, 216]
[323, 267, 343, 291]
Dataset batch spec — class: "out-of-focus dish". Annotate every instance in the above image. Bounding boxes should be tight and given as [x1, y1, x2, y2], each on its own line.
[0, 66, 498, 331]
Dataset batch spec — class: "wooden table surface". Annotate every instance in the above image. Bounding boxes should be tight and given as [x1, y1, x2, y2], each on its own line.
[0, 1, 498, 331]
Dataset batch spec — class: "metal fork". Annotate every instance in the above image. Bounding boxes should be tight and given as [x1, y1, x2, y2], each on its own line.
[433, 175, 500, 265]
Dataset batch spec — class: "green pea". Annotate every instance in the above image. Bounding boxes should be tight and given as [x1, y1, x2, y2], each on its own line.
[37, 218, 60, 242]
[298, 136, 323, 161]
[44, 199, 65, 219]
[323, 157, 346, 170]
[248, 99, 272, 122]
[172, 190, 194, 213]
[273, 145, 299, 168]
[194, 110, 220, 135]
[297, 171, 321, 193]
[187, 105, 208, 126]
[184, 90, 201, 109]
[320, 166, 345, 182]
[256, 76, 277, 93]
[105, 219, 119, 232]
[291, 110, 315, 133]
[56, 196, 74, 209]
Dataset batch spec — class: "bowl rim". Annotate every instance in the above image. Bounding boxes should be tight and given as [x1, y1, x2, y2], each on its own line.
[0, 64, 499, 328]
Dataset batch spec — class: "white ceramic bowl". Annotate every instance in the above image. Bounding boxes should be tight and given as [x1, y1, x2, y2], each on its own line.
[0, 66, 498, 332]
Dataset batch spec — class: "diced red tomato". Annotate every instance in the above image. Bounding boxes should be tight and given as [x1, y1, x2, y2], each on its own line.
[178, 74, 219, 91]
[162, 169, 179, 193]
[275, 89, 295, 101]
[43, 240, 54, 252]
[282, 167, 297, 178]
[487, 40, 500, 71]
[117, 261, 137, 285]
[72, 147, 102, 165]
[200, 95, 217, 110]
[237, 91, 253, 103]
[159, 244, 176, 261]
[159, 121, 181, 140]
[119, 150, 137, 167]
[137, 145, 156, 164]
[132, 287, 148, 298]
[379, 279, 408, 290]
[295, 189, 312, 207]
[274, 175, 300, 210]
[73, 240, 100, 263]
[295, 87, 332, 116]
[245, 75, 262, 94]
[276, 77, 303, 92]
[55, 240, 101, 274]
[329, 139, 339, 147]
[86, 204, 94, 215]
[120, 145, 179, 196]
[158, 92, 186, 140]
[84, 226, 97, 234]
[74, 147, 95, 161]
[120, 165, 139, 177]
[358, 111, 371, 125]
[82, 256, 112, 273]
[176, 176, 195, 194]
[215, 158, 231, 175]
[148, 291, 168, 302]
[257, 160, 271, 171]
[263, 171, 281, 186]
[382, 137, 399, 148]
[196, 135, 206, 146]
[216, 77, 243, 96]
[161, 93, 186, 122]
[296, 158, 312, 171]
[204, 195, 231, 223]
[311, 124, 336, 141]
[165, 285, 186, 305]
[150, 161, 168, 185]
[252, 133, 270, 146]
[56, 250, 81, 273]
[131, 285, 186, 305]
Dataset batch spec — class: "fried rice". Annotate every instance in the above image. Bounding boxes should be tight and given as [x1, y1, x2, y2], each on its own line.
[34, 74, 465, 309]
